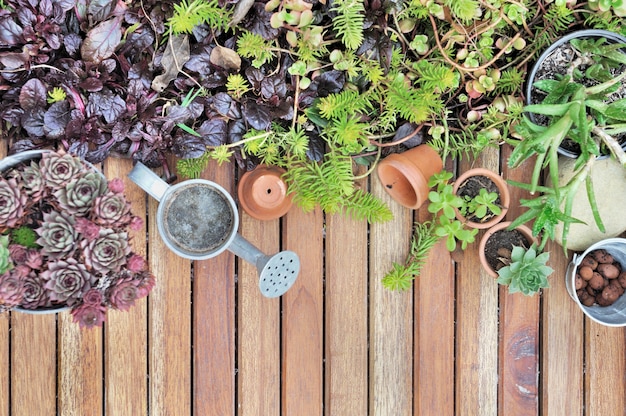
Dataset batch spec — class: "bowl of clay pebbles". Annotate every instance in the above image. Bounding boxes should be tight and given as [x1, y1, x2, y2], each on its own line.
[566, 238, 626, 326]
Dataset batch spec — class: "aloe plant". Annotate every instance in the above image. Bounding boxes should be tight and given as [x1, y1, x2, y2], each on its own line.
[508, 35, 626, 251]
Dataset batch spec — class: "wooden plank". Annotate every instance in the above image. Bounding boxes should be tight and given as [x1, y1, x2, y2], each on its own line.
[585, 322, 626, 415]
[282, 205, 324, 415]
[369, 176, 413, 416]
[146, 161, 192, 416]
[193, 161, 236, 415]
[455, 150, 499, 415]
[415, 202, 454, 416]
[11, 314, 57, 416]
[0, 312, 7, 416]
[103, 157, 148, 416]
[0, 141, 8, 416]
[325, 209, 368, 416]
[499, 145, 539, 415]
[540, 240, 583, 416]
[237, 213, 280, 415]
[58, 312, 103, 415]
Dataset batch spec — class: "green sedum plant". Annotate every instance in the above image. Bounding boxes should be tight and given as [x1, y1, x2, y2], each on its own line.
[496, 245, 554, 296]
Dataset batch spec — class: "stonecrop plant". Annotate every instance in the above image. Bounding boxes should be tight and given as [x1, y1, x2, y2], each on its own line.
[0, 150, 155, 328]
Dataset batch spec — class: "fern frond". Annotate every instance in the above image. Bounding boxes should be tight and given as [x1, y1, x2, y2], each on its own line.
[237, 31, 275, 68]
[317, 90, 372, 119]
[494, 68, 524, 95]
[386, 76, 442, 123]
[177, 151, 210, 179]
[331, 0, 365, 50]
[413, 60, 460, 92]
[344, 189, 393, 223]
[326, 114, 370, 155]
[382, 221, 439, 290]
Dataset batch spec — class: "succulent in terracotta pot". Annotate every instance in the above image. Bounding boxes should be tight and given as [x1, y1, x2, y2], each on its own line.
[452, 168, 509, 229]
[479, 221, 537, 279]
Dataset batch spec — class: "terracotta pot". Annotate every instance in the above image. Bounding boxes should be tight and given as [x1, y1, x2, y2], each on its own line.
[479, 221, 536, 278]
[238, 165, 292, 221]
[453, 168, 510, 229]
[376, 145, 443, 209]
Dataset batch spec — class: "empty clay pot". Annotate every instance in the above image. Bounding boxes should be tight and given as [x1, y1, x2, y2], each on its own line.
[238, 165, 292, 220]
[479, 221, 536, 278]
[376, 145, 443, 209]
[452, 168, 510, 229]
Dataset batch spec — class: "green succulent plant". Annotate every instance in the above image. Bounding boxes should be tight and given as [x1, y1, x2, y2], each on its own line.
[496, 245, 554, 296]
[0, 235, 13, 275]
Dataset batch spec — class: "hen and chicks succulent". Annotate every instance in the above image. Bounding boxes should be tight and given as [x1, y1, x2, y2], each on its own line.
[0, 150, 154, 328]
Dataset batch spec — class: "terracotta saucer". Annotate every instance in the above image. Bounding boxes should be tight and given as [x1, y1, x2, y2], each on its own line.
[238, 165, 292, 220]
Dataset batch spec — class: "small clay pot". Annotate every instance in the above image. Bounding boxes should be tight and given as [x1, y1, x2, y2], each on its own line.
[453, 168, 510, 229]
[479, 221, 536, 278]
[376, 145, 443, 209]
[238, 165, 292, 221]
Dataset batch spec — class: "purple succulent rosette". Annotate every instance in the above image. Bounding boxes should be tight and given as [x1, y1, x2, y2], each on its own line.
[0, 150, 156, 328]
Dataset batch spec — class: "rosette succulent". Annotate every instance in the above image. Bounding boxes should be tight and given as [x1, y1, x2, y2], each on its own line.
[35, 210, 77, 259]
[0, 269, 25, 311]
[496, 245, 554, 296]
[82, 229, 131, 274]
[0, 150, 155, 327]
[21, 273, 51, 309]
[55, 171, 108, 215]
[71, 302, 107, 329]
[39, 151, 84, 190]
[19, 161, 46, 202]
[42, 258, 94, 306]
[108, 270, 155, 311]
[0, 177, 27, 228]
[0, 235, 13, 275]
[92, 192, 132, 227]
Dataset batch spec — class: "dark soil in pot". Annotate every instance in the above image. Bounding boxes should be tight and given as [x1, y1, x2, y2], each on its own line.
[456, 175, 502, 224]
[483, 228, 530, 273]
[528, 34, 626, 157]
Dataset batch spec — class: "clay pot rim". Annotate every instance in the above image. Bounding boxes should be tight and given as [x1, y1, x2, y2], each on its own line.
[478, 221, 537, 278]
[237, 164, 292, 221]
[452, 168, 510, 230]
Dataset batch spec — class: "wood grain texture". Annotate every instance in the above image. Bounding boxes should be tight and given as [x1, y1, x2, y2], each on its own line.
[369, 176, 413, 416]
[456, 151, 500, 416]
[585, 322, 626, 416]
[540, 240, 583, 416]
[146, 165, 192, 416]
[325, 210, 368, 416]
[281, 205, 324, 416]
[237, 214, 280, 416]
[58, 312, 103, 415]
[103, 157, 148, 416]
[0, 141, 7, 416]
[499, 145, 540, 415]
[11, 314, 57, 416]
[414, 225, 455, 416]
[192, 161, 236, 416]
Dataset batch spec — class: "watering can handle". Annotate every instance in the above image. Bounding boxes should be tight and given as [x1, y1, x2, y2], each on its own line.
[127, 162, 170, 201]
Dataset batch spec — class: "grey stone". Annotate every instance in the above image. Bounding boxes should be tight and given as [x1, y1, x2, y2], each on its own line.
[550, 156, 626, 251]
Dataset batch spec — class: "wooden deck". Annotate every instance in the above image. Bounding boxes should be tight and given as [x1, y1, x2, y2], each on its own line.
[1, 141, 626, 416]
